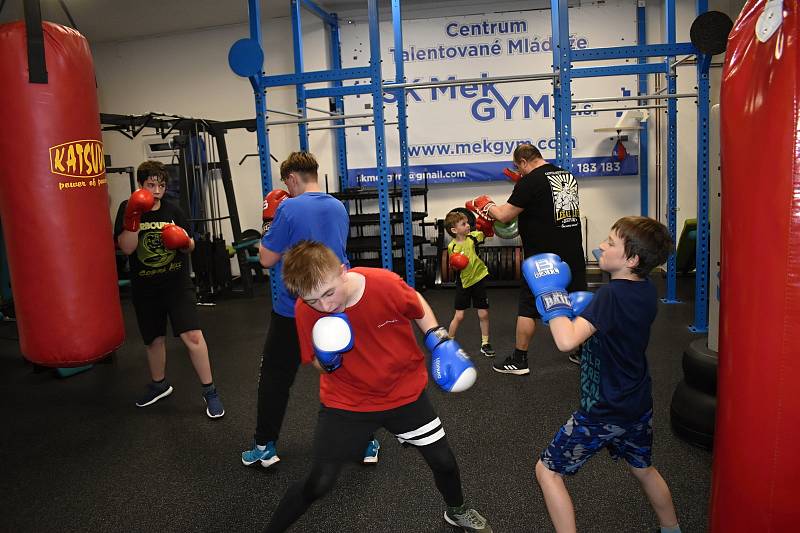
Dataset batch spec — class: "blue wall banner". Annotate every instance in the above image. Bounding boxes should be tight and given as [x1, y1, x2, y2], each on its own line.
[341, 1, 640, 182]
[345, 155, 638, 187]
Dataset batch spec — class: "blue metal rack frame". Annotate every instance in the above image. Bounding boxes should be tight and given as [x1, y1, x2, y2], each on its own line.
[236, 0, 713, 322]
[549, 0, 711, 330]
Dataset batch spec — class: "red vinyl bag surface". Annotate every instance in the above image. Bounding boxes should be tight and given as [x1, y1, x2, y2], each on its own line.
[0, 21, 124, 366]
[713, 1, 800, 530]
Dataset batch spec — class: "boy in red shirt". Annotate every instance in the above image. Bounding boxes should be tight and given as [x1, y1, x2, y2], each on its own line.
[263, 240, 491, 533]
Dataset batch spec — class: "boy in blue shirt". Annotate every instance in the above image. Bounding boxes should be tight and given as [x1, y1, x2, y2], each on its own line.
[525, 216, 680, 533]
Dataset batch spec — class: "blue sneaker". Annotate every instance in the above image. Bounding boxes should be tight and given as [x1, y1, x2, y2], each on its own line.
[241, 441, 280, 467]
[203, 388, 225, 419]
[135, 382, 173, 408]
[363, 439, 380, 464]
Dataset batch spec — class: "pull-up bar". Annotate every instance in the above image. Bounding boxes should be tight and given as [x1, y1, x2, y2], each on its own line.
[573, 92, 697, 104]
[383, 71, 557, 91]
[574, 104, 667, 114]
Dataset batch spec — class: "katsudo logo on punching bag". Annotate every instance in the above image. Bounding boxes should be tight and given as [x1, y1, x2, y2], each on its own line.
[49, 139, 105, 179]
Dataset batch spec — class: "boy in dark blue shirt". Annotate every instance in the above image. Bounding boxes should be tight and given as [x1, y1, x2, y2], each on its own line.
[525, 216, 679, 533]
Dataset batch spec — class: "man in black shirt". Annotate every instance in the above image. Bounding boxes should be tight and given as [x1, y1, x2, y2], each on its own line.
[470, 144, 586, 375]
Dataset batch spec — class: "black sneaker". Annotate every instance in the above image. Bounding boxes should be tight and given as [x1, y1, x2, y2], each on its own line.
[480, 343, 496, 357]
[135, 382, 173, 407]
[568, 347, 582, 365]
[492, 355, 529, 375]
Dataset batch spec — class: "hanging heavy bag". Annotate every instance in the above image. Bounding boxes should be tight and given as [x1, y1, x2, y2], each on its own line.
[0, 21, 124, 366]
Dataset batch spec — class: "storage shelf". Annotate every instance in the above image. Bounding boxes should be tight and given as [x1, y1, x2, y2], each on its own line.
[347, 235, 428, 252]
[349, 212, 427, 225]
[333, 186, 427, 201]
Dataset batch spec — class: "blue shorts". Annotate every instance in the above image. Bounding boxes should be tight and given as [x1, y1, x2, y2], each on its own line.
[540, 409, 653, 476]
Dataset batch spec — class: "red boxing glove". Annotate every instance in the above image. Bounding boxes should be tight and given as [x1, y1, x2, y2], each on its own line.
[475, 217, 495, 238]
[503, 168, 522, 182]
[449, 252, 469, 271]
[262, 189, 290, 234]
[472, 195, 496, 220]
[465, 200, 490, 223]
[161, 224, 191, 251]
[123, 189, 155, 232]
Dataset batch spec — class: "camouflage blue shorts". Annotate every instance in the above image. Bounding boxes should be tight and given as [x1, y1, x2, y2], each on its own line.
[540, 409, 653, 475]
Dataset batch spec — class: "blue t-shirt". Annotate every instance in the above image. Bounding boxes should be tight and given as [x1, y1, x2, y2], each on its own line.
[261, 192, 350, 317]
[578, 278, 657, 423]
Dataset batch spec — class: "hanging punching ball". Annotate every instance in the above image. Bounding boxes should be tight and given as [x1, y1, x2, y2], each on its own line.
[713, 1, 799, 530]
[0, 21, 124, 366]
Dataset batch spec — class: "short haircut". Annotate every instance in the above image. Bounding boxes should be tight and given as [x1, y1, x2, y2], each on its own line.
[137, 160, 168, 186]
[444, 210, 467, 230]
[282, 240, 342, 297]
[512, 143, 543, 164]
[611, 216, 675, 278]
[280, 151, 319, 182]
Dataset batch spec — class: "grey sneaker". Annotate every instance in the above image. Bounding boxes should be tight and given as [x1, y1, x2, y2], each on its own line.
[444, 507, 493, 532]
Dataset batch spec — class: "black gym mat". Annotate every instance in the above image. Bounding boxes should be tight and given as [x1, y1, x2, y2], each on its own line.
[0, 276, 709, 532]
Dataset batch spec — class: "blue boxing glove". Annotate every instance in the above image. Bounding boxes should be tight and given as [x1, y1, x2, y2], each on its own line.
[522, 253, 573, 324]
[311, 313, 354, 372]
[424, 327, 477, 393]
[569, 291, 594, 317]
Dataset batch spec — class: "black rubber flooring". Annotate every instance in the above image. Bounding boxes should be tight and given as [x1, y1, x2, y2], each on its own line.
[0, 275, 710, 532]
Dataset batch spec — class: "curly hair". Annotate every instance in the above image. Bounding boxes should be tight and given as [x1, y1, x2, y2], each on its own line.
[136, 160, 168, 186]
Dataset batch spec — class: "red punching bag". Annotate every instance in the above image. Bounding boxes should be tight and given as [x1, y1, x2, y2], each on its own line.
[0, 21, 124, 366]
[713, 1, 800, 530]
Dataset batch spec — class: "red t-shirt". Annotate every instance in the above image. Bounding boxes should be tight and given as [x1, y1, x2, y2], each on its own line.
[295, 267, 428, 412]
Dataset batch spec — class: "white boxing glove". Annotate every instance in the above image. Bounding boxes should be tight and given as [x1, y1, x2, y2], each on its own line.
[311, 313, 354, 372]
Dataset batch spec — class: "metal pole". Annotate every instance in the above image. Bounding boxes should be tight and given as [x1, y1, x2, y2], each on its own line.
[383, 71, 557, 91]
[663, 0, 679, 304]
[637, 1, 649, 216]
[368, 0, 392, 271]
[392, 0, 415, 286]
[551, 0, 573, 170]
[572, 92, 697, 104]
[264, 112, 375, 127]
[265, 108, 303, 118]
[307, 121, 398, 131]
[305, 104, 340, 116]
[691, 0, 711, 332]
[670, 54, 695, 69]
[573, 104, 667, 114]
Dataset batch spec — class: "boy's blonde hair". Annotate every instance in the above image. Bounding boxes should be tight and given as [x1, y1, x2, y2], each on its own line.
[282, 240, 342, 297]
[444, 210, 468, 231]
[280, 151, 319, 182]
[611, 216, 674, 278]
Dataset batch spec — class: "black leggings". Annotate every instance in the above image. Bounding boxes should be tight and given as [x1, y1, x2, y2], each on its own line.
[254, 312, 300, 445]
[263, 437, 463, 532]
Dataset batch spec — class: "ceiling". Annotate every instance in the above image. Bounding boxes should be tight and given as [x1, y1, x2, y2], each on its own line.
[0, 0, 556, 44]
[0, 0, 319, 44]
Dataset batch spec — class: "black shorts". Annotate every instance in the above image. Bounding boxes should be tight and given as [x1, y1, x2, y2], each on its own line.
[518, 253, 587, 319]
[132, 285, 199, 345]
[313, 391, 445, 463]
[454, 277, 489, 310]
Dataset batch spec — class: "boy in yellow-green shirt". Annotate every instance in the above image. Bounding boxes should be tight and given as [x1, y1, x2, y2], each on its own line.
[445, 210, 494, 357]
